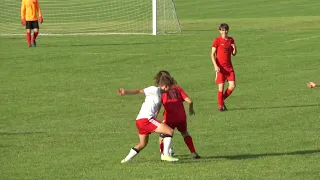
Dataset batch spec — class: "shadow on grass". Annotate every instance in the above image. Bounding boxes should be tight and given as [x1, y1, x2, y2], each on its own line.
[176, 149, 320, 163]
[230, 104, 320, 111]
[0, 131, 45, 136]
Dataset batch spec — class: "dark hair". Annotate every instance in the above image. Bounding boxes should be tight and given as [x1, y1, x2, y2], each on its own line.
[158, 74, 174, 87]
[219, 23, 229, 31]
[154, 70, 177, 85]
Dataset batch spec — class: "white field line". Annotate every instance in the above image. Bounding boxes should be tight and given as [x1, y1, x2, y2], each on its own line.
[285, 35, 320, 42]
[0, 32, 150, 36]
[80, 52, 320, 58]
[82, 52, 207, 57]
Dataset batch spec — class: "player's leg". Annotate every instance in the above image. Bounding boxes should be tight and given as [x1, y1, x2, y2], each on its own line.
[32, 21, 40, 47]
[121, 134, 149, 163]
[159, 122, 175, 155]
[216, 71, 226, 111]
[223, 71, 236, 100]
[154, 123, 173, 156]
[159, 136, 164, 154]
[154, 122, 178, 161]
[178, 122, 200, 159]
[25, 22, 32, 47]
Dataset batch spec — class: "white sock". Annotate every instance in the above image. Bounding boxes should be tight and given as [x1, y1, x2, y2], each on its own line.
[163, 137, 172, 156]
[124, 148, 139, 161]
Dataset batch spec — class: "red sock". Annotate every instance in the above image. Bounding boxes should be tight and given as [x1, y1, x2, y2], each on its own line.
[223, 88, 233, 100]
[184, 135, 195, 153]
[160, 142, 164, 154]
[217, 91, 224, 109]
[33, 31, 39, 41]
[26, 32, 31, 46]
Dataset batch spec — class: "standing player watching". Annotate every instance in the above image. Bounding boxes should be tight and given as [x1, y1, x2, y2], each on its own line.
[307, 82, 320, 88]
[211, 23, 237, 111]
[155, 71, 200, 159]
[21, 0, 43, 47]
[118, 75, 179, 163]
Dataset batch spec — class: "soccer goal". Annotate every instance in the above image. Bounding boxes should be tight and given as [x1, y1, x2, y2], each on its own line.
[1, 0, 181, 36]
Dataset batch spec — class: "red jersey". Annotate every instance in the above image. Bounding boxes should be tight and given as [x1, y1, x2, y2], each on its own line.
[161, 85, 188, 122]
[212, 36, 235, 69]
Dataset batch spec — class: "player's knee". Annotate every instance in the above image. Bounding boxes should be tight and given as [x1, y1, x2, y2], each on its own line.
[181, 131, 190, 138]
[161, 133, 173, 138]
[160, 133, 166, 138]
[229, 84, 236, 90]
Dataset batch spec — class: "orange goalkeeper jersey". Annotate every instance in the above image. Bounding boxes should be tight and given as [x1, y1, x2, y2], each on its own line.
[21, 0, 42, 21]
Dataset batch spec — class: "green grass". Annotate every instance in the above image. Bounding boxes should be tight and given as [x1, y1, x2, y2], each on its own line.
[1, 0, 320, 179]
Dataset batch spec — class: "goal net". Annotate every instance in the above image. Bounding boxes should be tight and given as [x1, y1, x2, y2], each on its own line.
[1, 0, 181, 36]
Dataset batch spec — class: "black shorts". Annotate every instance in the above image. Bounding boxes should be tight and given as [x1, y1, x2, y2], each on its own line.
[26, 21, 39, 29]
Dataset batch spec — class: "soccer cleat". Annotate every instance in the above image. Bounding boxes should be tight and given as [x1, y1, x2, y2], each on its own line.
[121, 158, 131, 163]
[219, 107, 225, 112]
[223, 104, 228, 111]
[32, 40, 37, 47]
[192, 152, 201, 159]
[161, 155, 179, 162]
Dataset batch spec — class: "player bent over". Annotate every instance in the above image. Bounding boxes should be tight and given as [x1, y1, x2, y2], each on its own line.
[307, 82, 320, 88]
[155, 71, 200, 159]
[211, 23, 237, 111]
[118, 75, 178, 163]
[21, 0, 43, 47]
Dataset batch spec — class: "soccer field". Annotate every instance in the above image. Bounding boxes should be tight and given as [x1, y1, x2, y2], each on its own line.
[1, 0, 320, 179]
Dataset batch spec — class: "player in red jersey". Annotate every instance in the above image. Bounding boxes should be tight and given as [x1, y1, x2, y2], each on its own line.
[211, 23, 237, 111]
[307, 82, 320, 88]
[155, 71, 200, 159]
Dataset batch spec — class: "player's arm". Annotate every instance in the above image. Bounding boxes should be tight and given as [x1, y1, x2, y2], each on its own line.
[184, 97, 195, 116]
[36, 1, 43, 23]
[211, 47, 220, 72]
[231, 44, 237, 56]
[307, 82, 320, 88]
[21, 0, 26, 25]
[231, 39, 237, 56]
[117, 88, 144, 95]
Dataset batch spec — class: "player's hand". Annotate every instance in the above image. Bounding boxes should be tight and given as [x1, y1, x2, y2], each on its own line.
[117, 88, 126, 95]
[189, 108, 195, 116]
[21, 19, 26, 26]
[39, 16, 43, 24]
[307, 82, 316, 88]
[214, 65, 220, 72]
[231, 44, 236, 49]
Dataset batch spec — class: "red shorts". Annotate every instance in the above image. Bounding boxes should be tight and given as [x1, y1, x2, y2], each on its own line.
[136, 118, 161, 135]
[215, 68, 235, 84]
[163, 119, 187, 132]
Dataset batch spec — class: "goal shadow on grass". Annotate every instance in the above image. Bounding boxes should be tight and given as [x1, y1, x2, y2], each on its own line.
[230, 104, 320, 111]
[176, 149, 320, 162]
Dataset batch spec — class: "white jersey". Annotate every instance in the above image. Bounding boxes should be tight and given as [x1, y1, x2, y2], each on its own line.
[136, 86, 162, 120]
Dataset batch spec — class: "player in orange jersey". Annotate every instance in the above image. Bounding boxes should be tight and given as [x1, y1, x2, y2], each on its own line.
[307, 82, 320, 88]
[211, 23, 237, 111]
[21, 0, 43, 47]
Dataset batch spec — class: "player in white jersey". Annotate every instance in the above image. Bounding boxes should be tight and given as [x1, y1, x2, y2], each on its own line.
[118, 74, 179, 163]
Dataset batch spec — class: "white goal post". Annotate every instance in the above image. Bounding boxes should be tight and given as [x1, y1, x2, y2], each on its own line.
[1, 0, 181, 36]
